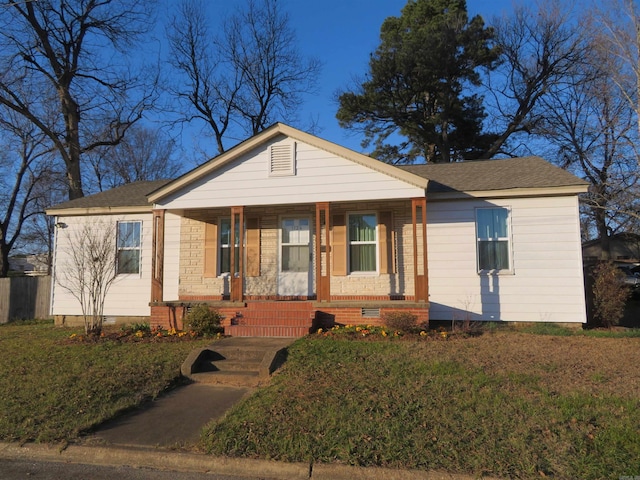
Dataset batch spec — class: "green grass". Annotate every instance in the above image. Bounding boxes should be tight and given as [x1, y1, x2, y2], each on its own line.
[201, 337, 640, 480]
[0, 320, 211, 443]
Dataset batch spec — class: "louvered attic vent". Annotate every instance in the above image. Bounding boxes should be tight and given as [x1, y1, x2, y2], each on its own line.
[269, 143, 295, 176]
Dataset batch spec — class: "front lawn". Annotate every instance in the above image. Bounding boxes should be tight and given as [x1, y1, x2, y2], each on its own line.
[3, 321, 640, 479]
[201, 330, 640, 480]
[0, 320, 211, 443]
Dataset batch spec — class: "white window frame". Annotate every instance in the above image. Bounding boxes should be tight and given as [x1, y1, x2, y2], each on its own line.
[218, 217, 244, 276]
[278, 216, 311, 274]
[347, 212, 378, 275]
[116, 220, 142, 276]
[475, 207, 512, 274]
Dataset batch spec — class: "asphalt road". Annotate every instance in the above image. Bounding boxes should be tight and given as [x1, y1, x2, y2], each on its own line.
[0, 458, 278, 480]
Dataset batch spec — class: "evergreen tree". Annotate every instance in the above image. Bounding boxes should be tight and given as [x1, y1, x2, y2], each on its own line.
[336, 0, 499, 163]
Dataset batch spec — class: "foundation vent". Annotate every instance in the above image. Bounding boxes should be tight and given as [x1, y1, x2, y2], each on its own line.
[361, 308, 380, 318]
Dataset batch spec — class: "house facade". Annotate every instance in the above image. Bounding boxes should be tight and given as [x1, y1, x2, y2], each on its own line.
[48, 124, 589, 336]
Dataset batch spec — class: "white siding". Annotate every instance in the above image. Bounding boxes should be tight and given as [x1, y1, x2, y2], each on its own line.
[427, 195, 586, 323]
[51, 213, 152, 317]
[163, 212, 181, 300]
[156, 137, 425, 209]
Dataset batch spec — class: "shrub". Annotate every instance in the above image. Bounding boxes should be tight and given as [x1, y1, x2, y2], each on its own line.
[130, 322, 151, 334]
[184, 304, 223, 337]
[381, 311, 418, 333]
[591, 261, 630, 328]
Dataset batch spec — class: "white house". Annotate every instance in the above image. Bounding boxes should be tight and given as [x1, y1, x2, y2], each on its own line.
[47, 123, 589, 335]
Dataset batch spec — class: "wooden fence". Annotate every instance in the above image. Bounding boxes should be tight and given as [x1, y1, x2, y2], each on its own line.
[0, 276, 51, 323]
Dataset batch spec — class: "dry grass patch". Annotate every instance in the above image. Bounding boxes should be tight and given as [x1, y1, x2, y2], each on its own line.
[407, 332, 640, 398]
[201, 331, 640, 480]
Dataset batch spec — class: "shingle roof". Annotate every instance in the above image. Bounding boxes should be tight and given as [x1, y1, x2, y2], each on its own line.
[48, 156, 586, 212]
[397, 156, 588, 193]
[49, 180, 170, 211]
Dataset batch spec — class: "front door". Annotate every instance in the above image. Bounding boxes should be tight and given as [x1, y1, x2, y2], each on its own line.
[278, 217, 311, 296]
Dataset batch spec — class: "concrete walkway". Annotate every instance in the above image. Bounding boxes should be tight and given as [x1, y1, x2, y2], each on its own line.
[89, 337, 294, 448]
[89, 383, 252, 448]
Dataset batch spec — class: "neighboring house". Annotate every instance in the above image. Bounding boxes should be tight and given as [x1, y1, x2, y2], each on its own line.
[9, 254, 50, 276]
[582, 233, 640, 264]
[47, 123, 589, 336]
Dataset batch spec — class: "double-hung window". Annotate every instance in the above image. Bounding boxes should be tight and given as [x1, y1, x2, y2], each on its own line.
[117, 221, 141, 275]
[476, 208, 510, 272]
[219, 218, 240, 275]
[348, 213, 377, 273]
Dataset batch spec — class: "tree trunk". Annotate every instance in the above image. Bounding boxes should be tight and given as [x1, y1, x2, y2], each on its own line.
[60, 91, 85, 200]
[0, 242, 9, 277]
[595, 209, 611, 260]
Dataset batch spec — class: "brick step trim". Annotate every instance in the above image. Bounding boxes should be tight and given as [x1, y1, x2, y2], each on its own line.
[231, 317, 313, 327]
[225, 325, 311, 337]
[238, 311, 315, 318]
[243, 302, 315, 312]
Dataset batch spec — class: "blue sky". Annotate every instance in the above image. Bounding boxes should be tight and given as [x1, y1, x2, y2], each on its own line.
[165, 0, 518, 158]
[285, 0, 517, 152]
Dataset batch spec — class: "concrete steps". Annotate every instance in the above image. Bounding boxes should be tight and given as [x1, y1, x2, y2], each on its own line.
[181, 337, 293, 387]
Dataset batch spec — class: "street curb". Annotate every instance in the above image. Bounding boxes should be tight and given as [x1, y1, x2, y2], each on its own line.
[0, 443, 309, 479]
[311, 463, 489, 480]
[0, 442, 497, 480]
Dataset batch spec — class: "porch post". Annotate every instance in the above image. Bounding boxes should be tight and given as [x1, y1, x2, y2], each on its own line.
[151, 209, 165, 303]
[315, 202, 330, 301]
[411, 197, 429, 302]
[230, 206, 244, 302]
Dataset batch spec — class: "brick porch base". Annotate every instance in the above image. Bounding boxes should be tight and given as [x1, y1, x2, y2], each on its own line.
[150, 299, 429, 338]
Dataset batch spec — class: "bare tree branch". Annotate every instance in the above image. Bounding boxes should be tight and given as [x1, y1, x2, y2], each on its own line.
[0, 0, 158, 200]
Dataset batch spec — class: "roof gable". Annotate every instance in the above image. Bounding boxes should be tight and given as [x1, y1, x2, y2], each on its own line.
[147, 123, 428, 204]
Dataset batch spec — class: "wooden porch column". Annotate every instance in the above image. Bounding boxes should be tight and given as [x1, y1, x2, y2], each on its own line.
[230, 206, 244, 302]
[151, 209, 165, 303]
[412, 197, 429, 303]
[315, 202, 330, 301]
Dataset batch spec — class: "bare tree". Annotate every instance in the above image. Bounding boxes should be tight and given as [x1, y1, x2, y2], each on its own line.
[591, 0, 640, 145]
[16, 171, 68, 275]
[482, 2, 588, 158]
[56, 220, 119, 335]
[85, 125, 181, 192]
[0, 0, 158, 200]
[166, 0, 239, 156]
[0, 110, 55, 277]
[537, 37, 640, 257]
[225, 0, 321, 137]
[166, 0, 320, 156]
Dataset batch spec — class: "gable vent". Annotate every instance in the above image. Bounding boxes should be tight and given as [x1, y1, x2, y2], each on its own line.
[269, 143, 295, 176]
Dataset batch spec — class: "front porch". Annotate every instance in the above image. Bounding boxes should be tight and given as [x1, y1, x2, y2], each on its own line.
[150, 299, 429, 337]
[149, 197, 430, 337]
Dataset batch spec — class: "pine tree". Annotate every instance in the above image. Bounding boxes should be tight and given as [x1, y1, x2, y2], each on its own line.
[337, 0, 499, 163]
